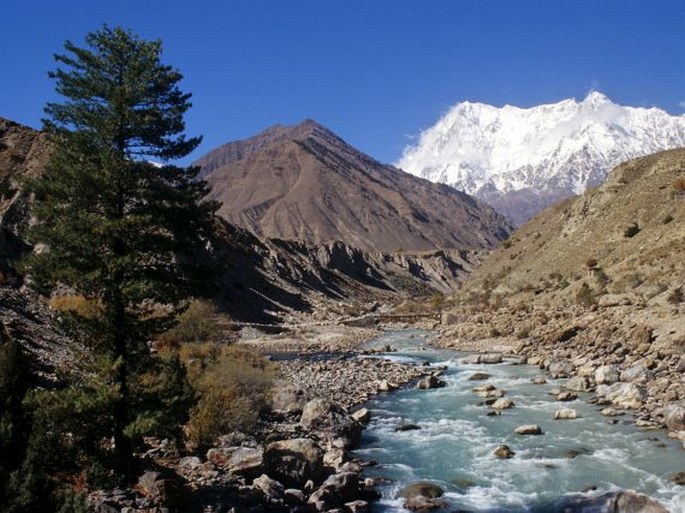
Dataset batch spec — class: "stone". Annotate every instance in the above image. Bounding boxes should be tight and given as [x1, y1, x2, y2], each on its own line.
[670, 471, 685, 485]
[549, 360, 574, 378]
[395, 423, 421, 432]
[514, 424, 543, 435]
[272, 385, 308, 413]
[595, 365, 620, 385]
[252, 474, 284, 501]
[377, 379, 398, 392]
[596, 382, 648, 409]
[284, 488, 305, 503]
[398, 482, 444, 499]
[491, 398, 515, 410]
[479, 353, 503, 364]
[416, 375, 446, 390]
[556, 391, 578, 402]
[531, 376, 547, 385]
[620, 365, 654, 383]
[565, 375, 593, 392]
[601, 407, 625, 417]
[351, 408, 370, 424]
[628, 324, 653, 347]
[300, 398, 361, 446]
[468, 372, 491, 380]
[609, 490, 668, 512]
[264, 438, 324, 487]
[493, 445, 515, 459]
[554, 409, 577, 420]
[403, 495, 446, 511]
[136, 471, 184, 508]
[345, 500, 370, 513]
[661, 405, 685, 431]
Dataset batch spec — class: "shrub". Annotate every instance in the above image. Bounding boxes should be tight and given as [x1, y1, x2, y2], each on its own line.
[156, 299, 223, 349]
[623, 223, 640, 238]
[185, 345, 277, 448]
[49, 294, 101, 318]
[585, 258, 599, 269]
[662, 214, 674, 224]
[672, 177, 685, 193]
[576, 282, 596, 307]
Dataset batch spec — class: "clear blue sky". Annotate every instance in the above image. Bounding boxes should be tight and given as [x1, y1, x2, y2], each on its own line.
[2, 0, 684, 166]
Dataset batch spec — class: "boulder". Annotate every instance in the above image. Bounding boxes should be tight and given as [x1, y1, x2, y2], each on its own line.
[670, 471, 685, 486]
[661, 405, 685, 431]
[468, 372, 491, 380]
[377, 379, 398, 391]
[595, 365, 620, 385]
[351, 408, 371, 424]
[264, 438, 324, 487]
[398, 482, 444, 499]
[601, 407, 625, 417]
[493, 445, 515, 459]
[556, 391, 578, 402]
[554, 409, 577, 420]
[620, 365, 655, 384]
[490, 398, 515, 410]
[531, 376, 547, 385]
[272, 385, 308, 413]
[514, 424, 543, 435]
[462, 353, 502, 364]
[596, 383, 648, 409]
[403, 495, 446, 511]
[609, 490, 668, 512]
[565, 375, 594, 392]
[395, 423, 421, 432]
[135, 471, 185, 509]
[549, 360, 574, 378]
[300, 398, 361, 445]
[206, 446, 264, 477]
[416, 375, 446, 390]
[252, 474, 285, 501]
[345, 500, 370, 513]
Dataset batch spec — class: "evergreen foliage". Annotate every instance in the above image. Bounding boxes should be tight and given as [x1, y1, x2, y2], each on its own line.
[22, 25, 218, 483]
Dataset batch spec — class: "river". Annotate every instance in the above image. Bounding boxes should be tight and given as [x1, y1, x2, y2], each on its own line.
[354, 330, 684, 512]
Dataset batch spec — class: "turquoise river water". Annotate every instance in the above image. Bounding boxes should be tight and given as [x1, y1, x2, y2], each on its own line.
[354, 330, 684, 512]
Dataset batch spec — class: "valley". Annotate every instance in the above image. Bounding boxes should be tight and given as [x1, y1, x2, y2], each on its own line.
[1, 111, 684, 513]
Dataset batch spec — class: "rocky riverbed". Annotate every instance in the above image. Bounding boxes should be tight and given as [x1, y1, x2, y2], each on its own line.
[90, 334, 435, 513]
[434, 299, 685, 451]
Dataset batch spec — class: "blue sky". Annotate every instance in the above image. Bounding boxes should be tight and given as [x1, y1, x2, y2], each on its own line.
[2, 0, 684, 166]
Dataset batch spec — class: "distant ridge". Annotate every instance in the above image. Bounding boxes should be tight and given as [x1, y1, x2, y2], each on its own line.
[397, 92, 685, 225]
[196, 120, 512, 253]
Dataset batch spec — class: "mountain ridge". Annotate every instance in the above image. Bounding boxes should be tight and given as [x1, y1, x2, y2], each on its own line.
[196, 119, 513, 253]
[397, 92, 685, 225]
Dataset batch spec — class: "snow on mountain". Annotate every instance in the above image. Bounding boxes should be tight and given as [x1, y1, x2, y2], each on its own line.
[396, 92, 685, 225]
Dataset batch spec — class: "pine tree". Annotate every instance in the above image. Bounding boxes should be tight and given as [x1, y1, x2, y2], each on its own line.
[23, 25, 217, 480]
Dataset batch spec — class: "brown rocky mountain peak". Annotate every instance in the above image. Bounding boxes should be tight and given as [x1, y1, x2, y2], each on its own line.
[196, 120, 512, 253]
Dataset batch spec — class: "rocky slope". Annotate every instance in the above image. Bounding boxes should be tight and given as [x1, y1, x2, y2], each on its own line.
[0, 117, 51, 279]
[0, 117, 485, 329]
[196, 119, 512, 252]
[397, 92, 685, 225]
[434, 148, 685, 441]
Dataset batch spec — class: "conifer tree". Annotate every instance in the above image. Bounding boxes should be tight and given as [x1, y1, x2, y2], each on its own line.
[23, 25, 217, 480]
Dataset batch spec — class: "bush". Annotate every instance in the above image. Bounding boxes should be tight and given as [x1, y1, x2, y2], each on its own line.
[585, 258, 598, 269]
[156, 299, 223, 349]
[49, 294, 101, 318]
[185, 345, 277, 448]
[623, 223, 640, 238]
[576, 282, 596, 307]
[672, 177, 685, 193]
[516, 327, 531, 339]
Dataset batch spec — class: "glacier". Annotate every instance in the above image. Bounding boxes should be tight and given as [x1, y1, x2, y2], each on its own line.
[396, 91, 685, 225]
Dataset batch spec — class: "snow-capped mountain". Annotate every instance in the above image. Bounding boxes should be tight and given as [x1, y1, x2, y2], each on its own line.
[396, 92, 685, 225]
